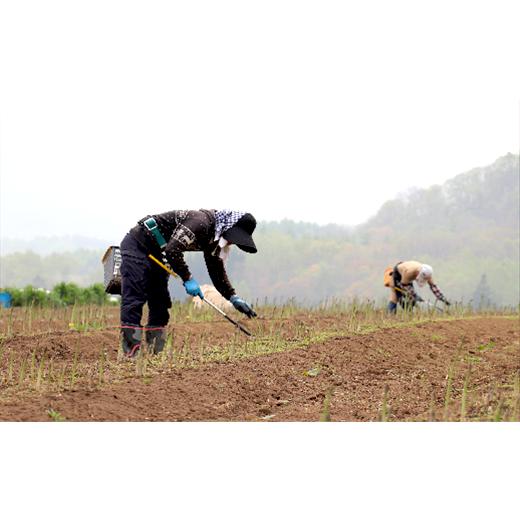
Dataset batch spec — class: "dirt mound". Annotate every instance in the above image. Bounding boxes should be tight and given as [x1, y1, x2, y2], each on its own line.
[2, 330, 120, 362]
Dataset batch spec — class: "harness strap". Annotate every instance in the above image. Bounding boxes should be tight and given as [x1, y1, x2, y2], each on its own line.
[392, 262, 403, 288]
[143, 217, 167, 249]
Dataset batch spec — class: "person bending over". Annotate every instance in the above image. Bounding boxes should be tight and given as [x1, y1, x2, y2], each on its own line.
[384, 260, 450, 313]
[119, 209, 257, 357]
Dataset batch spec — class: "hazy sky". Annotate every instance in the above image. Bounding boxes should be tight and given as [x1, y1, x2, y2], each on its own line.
[1, 0, 519, 242]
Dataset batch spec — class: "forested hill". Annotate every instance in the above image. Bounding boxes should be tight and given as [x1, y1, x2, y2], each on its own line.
[1, 154, 518, 306]
[364, 153, 518, 232]
[352, 152, 519, 274]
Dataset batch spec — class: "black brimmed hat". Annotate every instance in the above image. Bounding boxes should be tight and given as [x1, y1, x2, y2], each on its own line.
[222, 213, 257, 253]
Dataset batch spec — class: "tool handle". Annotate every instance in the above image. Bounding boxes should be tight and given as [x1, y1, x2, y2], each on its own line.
[148, 254, 178, 277]
[202, 298, 252, 336]
[223, 313, 252, 336]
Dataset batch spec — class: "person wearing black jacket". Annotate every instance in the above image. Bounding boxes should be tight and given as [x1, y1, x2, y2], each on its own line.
[119, 209, 258, 357]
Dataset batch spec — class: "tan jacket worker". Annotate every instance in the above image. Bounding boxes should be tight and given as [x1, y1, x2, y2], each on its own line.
[384, 260, 450, 312]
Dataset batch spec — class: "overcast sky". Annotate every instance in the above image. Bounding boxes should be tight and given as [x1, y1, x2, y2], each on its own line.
[1, 0, 519, 242]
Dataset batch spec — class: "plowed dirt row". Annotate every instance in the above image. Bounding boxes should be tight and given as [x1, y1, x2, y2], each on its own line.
[0, 317, 518, 421]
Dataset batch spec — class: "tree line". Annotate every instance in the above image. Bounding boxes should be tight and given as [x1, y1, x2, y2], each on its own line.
[1, 283, 116, 307]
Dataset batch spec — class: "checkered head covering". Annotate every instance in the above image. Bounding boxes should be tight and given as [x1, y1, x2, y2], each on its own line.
[214, 210, 246, 241]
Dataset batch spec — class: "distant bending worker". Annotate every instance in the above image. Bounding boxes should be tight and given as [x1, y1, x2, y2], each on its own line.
[384, 260, 450, 313]
[119, 209, 258, 357]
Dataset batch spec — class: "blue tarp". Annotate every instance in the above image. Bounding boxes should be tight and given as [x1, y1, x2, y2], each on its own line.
[0, 292, 12, 308]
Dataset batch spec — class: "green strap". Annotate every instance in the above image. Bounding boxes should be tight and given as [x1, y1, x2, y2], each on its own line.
[143, 217, 167, 249]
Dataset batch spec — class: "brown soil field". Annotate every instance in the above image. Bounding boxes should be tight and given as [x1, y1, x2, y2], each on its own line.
[0, 306, 518, 421]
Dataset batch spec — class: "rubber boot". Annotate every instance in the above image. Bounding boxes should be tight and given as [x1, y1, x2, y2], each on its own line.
[120, 326, 142, 358]
[145, 328, 167, 354]
[387, 301, 397, 314]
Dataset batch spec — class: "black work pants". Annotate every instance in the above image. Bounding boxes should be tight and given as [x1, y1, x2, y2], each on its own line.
[120, 233, 171, 327]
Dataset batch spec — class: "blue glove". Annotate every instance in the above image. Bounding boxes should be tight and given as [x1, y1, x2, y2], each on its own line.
[387, 301, 397, 313]
[230, 295, 257, 318]
[184, 278, 204, 299]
